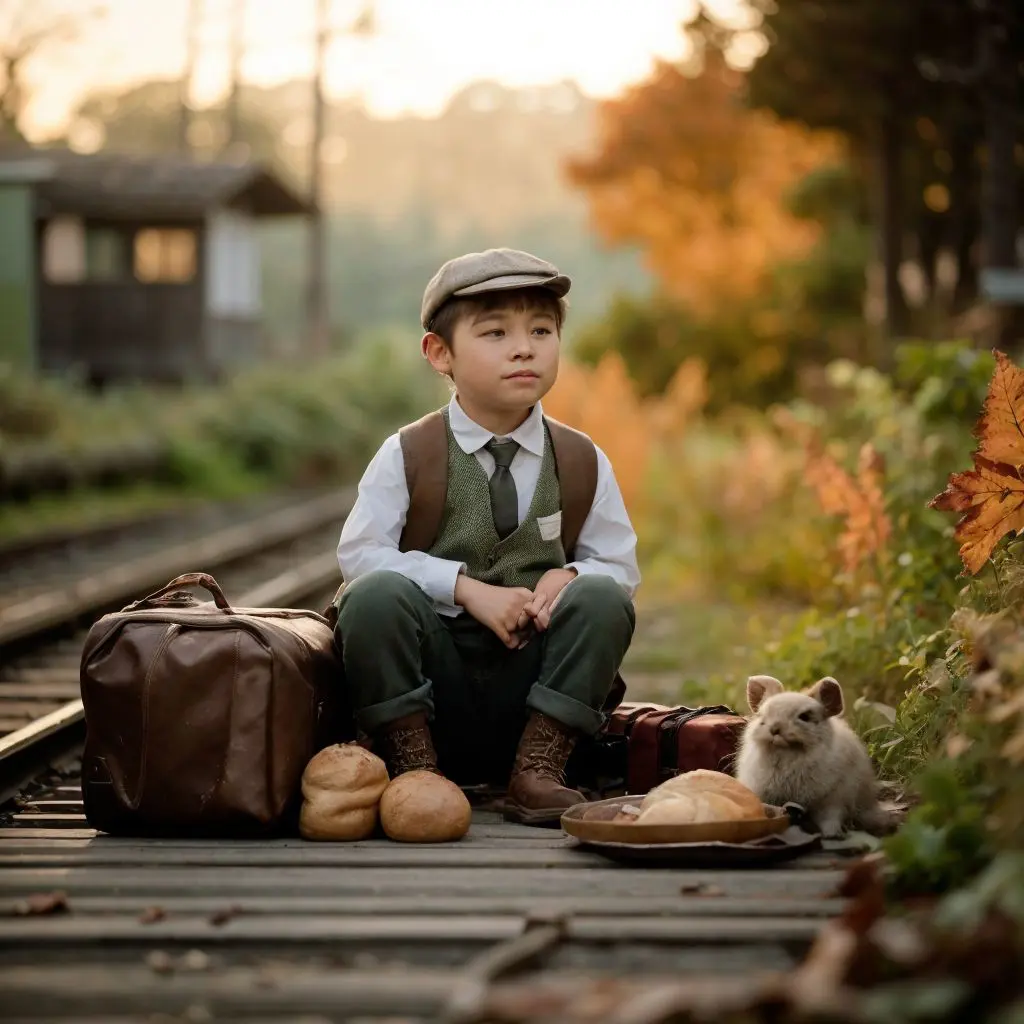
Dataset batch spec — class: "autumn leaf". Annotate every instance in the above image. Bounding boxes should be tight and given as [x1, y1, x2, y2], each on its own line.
[804, 441, 890, 573]
[13, 891, 69, 916]
[930, 351, 1024, 575]
[975, 350, 1024, 465]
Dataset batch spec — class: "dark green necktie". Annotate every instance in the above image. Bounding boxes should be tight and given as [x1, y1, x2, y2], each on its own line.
[485, 438, 520, 539]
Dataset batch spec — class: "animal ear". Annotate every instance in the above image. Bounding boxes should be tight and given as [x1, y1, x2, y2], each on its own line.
[809, 677, 844, 717]
[747, 675, 783, 712]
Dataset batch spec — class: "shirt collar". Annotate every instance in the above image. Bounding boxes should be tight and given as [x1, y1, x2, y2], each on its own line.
[447, 396, 546, 457]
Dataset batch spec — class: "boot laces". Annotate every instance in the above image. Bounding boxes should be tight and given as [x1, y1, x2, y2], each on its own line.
[380, 724, 437, 776]
[517, 717, 574, 784]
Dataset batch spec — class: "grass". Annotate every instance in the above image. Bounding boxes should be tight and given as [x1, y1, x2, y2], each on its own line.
[0, 482, 257, 545]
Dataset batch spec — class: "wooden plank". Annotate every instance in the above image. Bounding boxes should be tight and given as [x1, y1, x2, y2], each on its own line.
[0, 913, 523, 943]
[0, 844, 844, 870]
[9, 812, 87, 823]
[0, 893, 845, 918]
[0, 964, 454, 1018]
[0, 829, 97, 840]
[0, 866, 844, 899]
[6, 800, 83, 811]
[0, 823, 593, 843]
[0, 912, 827, 944]
[0, 718, 35, 731]
[0, 702, 84, 761]
[0, 835, 578, 854]
[0, 701, 63, 716]
[0, 667, 79, 684]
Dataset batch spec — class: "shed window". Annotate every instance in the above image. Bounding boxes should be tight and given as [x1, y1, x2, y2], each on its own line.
[134, 228, 197, 283]
[86, 227, 129, 281]
[42, 217, 86, 283]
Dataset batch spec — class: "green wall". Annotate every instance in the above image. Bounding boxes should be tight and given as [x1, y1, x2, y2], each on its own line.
[0, 185, 36, 370]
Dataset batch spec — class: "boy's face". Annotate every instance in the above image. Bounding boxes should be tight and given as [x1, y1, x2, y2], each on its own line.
[425, 300, 560, 416]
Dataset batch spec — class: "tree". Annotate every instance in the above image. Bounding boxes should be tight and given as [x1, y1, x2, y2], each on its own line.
[69, 81, 284, 164]
[747, 0, 1024, 340]
[567, 48, 838, 315]
[0, 1, 103, 140]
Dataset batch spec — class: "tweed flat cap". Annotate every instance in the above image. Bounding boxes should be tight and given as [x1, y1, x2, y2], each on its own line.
[421, 247, 571, 329]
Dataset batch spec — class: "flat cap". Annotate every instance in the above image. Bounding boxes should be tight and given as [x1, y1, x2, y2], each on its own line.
[421, 247, 571, 329]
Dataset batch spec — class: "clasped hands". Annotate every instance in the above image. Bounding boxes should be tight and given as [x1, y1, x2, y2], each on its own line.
[454, 568, 577, 649]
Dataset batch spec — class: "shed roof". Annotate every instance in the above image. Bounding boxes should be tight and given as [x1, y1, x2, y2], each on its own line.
[0, 147, 312, 219]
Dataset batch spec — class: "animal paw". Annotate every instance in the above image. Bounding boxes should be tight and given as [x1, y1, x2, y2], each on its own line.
[816, 812, 846, 838]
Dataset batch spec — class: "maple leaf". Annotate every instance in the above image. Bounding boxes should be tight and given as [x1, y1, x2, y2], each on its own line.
[930, 351, 1024, 575]
[975, 350, 1024, 465]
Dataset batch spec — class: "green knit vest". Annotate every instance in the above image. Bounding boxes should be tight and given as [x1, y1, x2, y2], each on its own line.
[427, 409, 566, 589]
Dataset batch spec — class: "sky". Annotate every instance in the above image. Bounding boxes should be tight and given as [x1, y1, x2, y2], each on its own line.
[17, 0, 759, 139]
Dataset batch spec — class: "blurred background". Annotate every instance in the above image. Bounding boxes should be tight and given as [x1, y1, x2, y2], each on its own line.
[2, 0, 1024, 795]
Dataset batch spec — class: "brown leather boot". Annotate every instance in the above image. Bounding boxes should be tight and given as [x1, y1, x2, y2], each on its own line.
[503, 712, 586, 827]
[375, 712, 441, 777]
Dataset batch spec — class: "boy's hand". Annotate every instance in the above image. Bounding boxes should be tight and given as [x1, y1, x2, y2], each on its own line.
[523, 568, 578, 632]
[455, 574, 534, 649]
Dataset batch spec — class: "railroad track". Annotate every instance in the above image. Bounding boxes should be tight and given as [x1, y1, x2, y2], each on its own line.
[0, 488, 351, 802]
[0, 488, 866, 1023]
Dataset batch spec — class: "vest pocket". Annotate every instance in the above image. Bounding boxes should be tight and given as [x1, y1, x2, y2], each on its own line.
[536, 511, 562, 542]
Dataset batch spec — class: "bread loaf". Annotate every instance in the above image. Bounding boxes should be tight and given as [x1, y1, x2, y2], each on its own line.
[379, 771, 472, 843]
[299, 744, 389, 841]
[636, 770, 765, 825]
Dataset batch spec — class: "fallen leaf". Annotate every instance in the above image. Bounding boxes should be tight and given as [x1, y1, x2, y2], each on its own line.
[208, 905, 242, 927]
[14, 891, 68, 916]
[139, 906, 167, 925]
[680, 882, 725, 896]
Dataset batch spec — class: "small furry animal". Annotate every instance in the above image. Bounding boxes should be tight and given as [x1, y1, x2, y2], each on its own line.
[734, 674, 887, 837]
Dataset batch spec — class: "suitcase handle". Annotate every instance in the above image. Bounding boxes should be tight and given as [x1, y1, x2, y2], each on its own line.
[130, 573, 233, 612]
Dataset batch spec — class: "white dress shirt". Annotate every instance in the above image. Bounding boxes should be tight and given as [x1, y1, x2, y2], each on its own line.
[337, 396, 641, 616]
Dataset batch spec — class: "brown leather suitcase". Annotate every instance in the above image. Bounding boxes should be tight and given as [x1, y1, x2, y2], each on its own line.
[606, 701, 748, 795]
[80, 573, 343, 836]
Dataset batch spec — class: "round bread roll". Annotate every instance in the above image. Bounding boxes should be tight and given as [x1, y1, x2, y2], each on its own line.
[299, 744, 389, 841]
[379, 771, 472, 843]
[638, 770, 765, 822]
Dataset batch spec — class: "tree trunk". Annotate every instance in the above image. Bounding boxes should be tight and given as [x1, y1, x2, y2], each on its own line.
[876, 108, 909, 347]
[980, 0, 1021, 347]
[949, 124, 979, 314]
[917, 209, 943, 311]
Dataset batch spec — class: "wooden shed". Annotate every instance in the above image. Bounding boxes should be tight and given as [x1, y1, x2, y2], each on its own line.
[0, 148, 310, 384]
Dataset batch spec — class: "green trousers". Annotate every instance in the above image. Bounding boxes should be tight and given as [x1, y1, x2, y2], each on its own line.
[334, 571, 635, 784]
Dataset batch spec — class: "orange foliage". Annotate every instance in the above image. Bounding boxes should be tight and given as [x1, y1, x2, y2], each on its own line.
[544, 354, 707, 511]
[720, 430, 799, 519]
[803, 442, 891, 574]
[568, 51, 839, 313]
[930, 350, 1024, 574]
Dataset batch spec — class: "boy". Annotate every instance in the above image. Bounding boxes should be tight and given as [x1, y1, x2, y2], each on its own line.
[335, 248, 639, 826]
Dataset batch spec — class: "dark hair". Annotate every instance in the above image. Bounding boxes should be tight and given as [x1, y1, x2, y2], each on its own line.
[427, 286, 567, 345]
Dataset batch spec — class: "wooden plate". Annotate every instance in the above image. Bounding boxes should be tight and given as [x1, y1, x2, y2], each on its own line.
[560, 795, 790, 846]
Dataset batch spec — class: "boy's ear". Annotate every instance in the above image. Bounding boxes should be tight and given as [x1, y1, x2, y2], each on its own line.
[422, 332, 452, 376]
